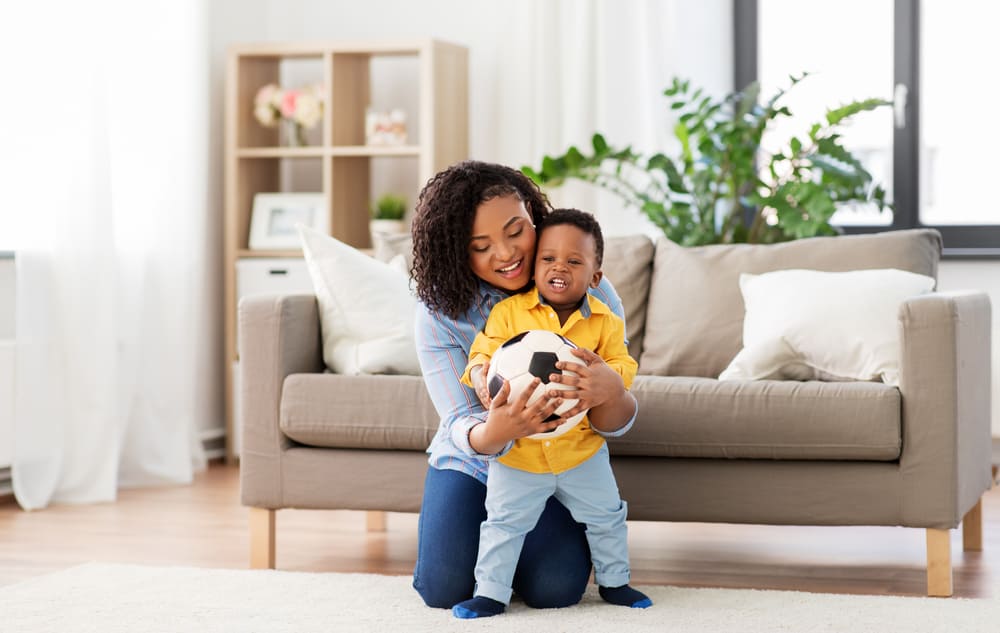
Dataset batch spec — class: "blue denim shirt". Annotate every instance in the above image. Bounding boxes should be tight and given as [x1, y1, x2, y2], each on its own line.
[414, 277, 637, 484]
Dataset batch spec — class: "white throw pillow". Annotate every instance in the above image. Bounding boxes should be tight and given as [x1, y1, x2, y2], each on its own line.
[719, 268, 935, 385]
[298, 225, 421, 376]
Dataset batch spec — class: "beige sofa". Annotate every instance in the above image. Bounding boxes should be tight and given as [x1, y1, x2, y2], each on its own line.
[239, 228, 993, 597]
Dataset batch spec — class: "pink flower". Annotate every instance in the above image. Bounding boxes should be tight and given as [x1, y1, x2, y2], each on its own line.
[280, 90, 299, 119]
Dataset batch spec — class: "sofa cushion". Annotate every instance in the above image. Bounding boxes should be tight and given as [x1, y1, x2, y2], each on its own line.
[280, 374, 439, 450]
[601, 234, 655, 360]
[281, 373, 901, 462]
[299, 226, 421, 376]
[639, 229, 942, 378]
[720, 268, 935, 385]
[609, 376, 901, 460]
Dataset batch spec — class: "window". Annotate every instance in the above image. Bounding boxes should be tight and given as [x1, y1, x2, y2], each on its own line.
[735, 0, 1000, 257]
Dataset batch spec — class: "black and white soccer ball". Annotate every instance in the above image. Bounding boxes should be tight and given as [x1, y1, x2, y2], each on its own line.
[485, 329, 588, 439]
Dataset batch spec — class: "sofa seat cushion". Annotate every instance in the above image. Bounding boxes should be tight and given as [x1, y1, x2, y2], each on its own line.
[609, 376, 901, 460]
[280, 374, 439, 450]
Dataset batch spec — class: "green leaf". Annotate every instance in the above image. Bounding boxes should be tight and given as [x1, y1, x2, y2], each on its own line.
[825, 98, 891, 126]
[592, 133, 608, 155]
[521, 165, 541, 184]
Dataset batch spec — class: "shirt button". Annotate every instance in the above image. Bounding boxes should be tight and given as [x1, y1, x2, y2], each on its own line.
[549, 313, 555, 318]
[544, 441, 551, 447]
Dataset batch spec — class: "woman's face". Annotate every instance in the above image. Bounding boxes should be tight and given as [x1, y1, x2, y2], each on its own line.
[468, 194, 536, 292]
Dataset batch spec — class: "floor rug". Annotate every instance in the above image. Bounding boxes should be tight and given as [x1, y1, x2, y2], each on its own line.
[0, 563, 995, 632]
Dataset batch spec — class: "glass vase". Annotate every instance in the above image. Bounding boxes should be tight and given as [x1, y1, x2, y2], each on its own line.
[283, 119, 307, 147]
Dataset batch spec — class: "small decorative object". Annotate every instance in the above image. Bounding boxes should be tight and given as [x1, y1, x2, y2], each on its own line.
[369, 193, 408, 239]
[254, 83, 325, 147]
[365, 108, 408, 145]
[249, 192, 327, 250]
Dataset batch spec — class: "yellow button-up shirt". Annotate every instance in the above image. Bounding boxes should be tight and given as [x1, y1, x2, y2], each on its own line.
[461, 287, 637, 475]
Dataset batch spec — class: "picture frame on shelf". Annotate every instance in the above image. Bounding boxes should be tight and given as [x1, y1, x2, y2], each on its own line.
[248, 193, 327, 250]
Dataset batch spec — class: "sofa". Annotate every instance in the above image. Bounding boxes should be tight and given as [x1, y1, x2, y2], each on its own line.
[239, 228, 993, 597]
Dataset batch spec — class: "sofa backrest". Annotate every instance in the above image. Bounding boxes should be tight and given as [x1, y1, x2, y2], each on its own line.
[601, 235, 656, 361]
[638, 229, 942, 378]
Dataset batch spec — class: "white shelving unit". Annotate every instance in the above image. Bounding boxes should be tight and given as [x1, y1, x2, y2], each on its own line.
[223, 39, 469, 460]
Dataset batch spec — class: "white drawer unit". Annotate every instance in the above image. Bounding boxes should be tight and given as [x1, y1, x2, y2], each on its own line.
[235, 258, 313, 303]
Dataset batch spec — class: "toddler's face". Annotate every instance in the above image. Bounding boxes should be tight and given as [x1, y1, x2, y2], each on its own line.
[534, 224, 601, 309]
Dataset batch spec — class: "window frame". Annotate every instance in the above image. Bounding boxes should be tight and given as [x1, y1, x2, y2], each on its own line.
[734, 0, 1000, 258]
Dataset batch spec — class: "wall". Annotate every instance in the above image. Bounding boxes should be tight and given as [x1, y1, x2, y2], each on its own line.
[937, 260, 1000, 437]
[0, 254, 14, 472]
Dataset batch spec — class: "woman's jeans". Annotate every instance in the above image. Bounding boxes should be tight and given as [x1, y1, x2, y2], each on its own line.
[412, 465, 592, 609]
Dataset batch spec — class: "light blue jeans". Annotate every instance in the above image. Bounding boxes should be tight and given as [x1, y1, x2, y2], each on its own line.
[474, 443, 630, 604]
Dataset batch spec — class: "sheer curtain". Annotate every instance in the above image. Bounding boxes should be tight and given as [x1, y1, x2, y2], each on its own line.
[490, 0, 731, 237]
[0, 1, 211, 509]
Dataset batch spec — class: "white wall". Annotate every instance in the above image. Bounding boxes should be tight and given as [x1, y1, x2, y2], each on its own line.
[0, 255, 14, 469]
[937, 261, 1000, 436]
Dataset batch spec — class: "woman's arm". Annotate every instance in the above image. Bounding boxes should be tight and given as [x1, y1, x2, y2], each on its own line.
[414, 304, 500, 457]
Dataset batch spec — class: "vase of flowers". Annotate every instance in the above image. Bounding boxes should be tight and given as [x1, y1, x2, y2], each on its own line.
[254, 83, 324, 147]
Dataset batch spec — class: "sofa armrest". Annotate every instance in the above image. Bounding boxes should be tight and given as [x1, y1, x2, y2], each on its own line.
[239, 294, 325, 508]
[898, 290, 993, 528]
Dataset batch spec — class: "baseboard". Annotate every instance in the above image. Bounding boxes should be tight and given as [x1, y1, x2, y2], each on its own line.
[200, 428, 226, 461]
[0, 465, 12, 498]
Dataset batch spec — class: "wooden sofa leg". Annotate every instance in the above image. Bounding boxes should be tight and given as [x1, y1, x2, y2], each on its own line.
[926, 528, 953, 597]
[962, 497, 983, 552]
[250, 507, 276, 569]
[366, 511, 387, 532]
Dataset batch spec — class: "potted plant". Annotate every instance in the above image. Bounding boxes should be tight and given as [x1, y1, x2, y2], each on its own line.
[370, 193, 408, 238]
[523, 74, 892, 245]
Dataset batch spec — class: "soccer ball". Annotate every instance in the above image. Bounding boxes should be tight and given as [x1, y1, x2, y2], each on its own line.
[485, 330, 588, 439]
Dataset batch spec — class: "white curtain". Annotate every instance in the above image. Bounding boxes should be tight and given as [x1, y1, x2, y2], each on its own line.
[488, 0, 732, 237]
[0, 1, 211, 509]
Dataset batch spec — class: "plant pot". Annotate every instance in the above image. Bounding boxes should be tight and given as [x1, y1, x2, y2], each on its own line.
[370, 219, 408, 248]
[370, 219, 407, 235]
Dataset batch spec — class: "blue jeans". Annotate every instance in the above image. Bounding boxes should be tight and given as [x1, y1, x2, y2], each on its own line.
[475, 445, 629, 604]
[412, 465, 592, 609]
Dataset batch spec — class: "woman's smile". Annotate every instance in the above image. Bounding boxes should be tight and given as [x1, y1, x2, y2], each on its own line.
[496, 258, 525, 278]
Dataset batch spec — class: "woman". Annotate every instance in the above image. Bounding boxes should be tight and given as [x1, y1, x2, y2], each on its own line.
[410, 160, 637, 609]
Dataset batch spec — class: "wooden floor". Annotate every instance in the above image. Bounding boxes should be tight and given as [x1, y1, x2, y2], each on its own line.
[1, 463, 997, 597]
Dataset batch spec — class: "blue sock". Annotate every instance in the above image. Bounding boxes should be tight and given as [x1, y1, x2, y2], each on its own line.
[599, 584, 652, 608]
[452, 596, 506, 619]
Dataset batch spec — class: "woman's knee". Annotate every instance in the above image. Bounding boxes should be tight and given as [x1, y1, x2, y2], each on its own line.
[413, 573, 473, 609]
[514, 497, 592, 608]
[517, 571, 588, 608]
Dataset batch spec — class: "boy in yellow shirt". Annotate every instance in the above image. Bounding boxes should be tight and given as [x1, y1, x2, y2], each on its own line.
[454, 208, 650, 618]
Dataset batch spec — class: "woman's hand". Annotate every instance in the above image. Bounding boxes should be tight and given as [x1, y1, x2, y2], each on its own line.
[468, 378, 563, 455]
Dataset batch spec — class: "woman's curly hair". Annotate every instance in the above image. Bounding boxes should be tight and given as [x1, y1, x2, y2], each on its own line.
[411, 160, 550, 319]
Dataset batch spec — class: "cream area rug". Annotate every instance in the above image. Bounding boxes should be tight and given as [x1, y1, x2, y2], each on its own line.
[1, 563, 996, 633]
